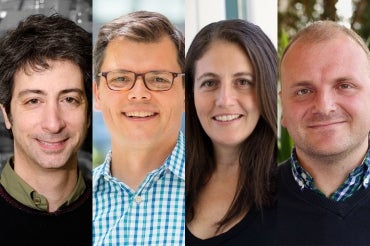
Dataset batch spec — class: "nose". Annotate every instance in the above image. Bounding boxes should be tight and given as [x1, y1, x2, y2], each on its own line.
[127, 76, 151, 101]
[41, 103, 66, 133]
[215, 83, 236, 107]
[312, 90, 336, 115]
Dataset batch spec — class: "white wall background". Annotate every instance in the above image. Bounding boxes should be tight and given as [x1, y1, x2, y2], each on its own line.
[185, 0, 277, 52]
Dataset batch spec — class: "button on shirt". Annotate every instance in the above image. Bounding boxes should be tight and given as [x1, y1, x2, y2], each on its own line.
[93, 132, 185, 245]
[290, 147, 370, 201]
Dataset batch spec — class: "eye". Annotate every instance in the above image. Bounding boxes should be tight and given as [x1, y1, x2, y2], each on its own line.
[200, 80, 217, 88]
[296, 88, 312, 95]
[235, 79, 253, 89]
[26, 98, 40, 105]
[64, 97, 80, 104]
[146, 72, 172, 84]
[153, 76, 170, 83]
[111, 76, 131, 82]
[338, 83, 354, 90]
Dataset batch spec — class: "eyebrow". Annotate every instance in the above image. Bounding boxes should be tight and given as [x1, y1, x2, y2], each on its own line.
[196, 72, 218, 81]
[233, 72, 254, 79]
[288, 81, 313, 89]
[287, 76, 356, 89]
[17, 88, 85, 98]
[196, 72, 254, 81]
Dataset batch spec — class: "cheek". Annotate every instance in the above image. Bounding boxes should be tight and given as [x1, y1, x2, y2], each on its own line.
[281, 101, 309, 127]
[242, 93, 259, 114]
[194, 93, 209, 118]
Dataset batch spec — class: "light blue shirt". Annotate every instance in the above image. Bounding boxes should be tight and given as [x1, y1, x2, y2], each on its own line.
[93, 132, 185, 245]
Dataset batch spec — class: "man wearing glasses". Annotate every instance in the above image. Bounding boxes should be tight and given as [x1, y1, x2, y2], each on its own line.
[92, 11, 185, 245]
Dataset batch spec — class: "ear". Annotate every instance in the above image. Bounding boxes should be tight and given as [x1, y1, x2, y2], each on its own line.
[278, 90, 287, 128]
[281, 114, 287, 128]
[0, 104, 12, 129]
[93, 81, 101, 111]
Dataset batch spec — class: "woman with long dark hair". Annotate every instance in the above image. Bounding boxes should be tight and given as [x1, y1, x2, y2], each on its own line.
[185, 19, 277, 245]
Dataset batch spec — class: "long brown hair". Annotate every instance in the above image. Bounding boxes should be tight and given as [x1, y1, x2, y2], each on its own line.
[185, 19, 277, 230]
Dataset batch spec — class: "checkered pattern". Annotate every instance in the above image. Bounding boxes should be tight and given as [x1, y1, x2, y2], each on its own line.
[290, 148, 370, 201]
[93, 132, 185, 245]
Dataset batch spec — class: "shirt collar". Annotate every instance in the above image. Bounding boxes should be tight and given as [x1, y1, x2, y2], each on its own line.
[94, 131, 185, 183]
[0, 157, 86, 212]
[163, 131, 185, 180]
[290, 147, 370, 194]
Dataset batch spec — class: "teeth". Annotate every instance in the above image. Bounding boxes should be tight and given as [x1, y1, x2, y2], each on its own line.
[214, 114, 240, 122]
[126, 112, 155, 118]
[39, 140, 63, 145]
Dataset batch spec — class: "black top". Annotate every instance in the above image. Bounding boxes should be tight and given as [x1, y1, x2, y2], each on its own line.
[0, 182, 92, 246]
[278, 159, 370, 245]
[186, 205, 276, 246]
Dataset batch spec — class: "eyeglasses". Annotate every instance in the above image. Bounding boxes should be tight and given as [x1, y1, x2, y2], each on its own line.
[97, 70, 184, 91]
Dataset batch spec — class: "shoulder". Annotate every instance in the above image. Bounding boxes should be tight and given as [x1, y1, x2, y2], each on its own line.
[278, 158, 291, 175]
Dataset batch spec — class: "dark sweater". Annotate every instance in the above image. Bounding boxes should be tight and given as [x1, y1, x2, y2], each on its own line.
[186, 205, 276, 246]
[278, 159, 370, 246]
[0, 182, 92, 246]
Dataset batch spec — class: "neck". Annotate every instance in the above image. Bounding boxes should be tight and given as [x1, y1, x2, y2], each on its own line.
[296, 139, 368, 197]
[111, 138, 176, 190]
[13, 159, 78, 213]
[213, 144, 240, 169]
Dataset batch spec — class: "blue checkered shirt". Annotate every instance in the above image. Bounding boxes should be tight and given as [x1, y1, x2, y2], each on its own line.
[93, 132, 185, 245]
[290, 148, 370, 201]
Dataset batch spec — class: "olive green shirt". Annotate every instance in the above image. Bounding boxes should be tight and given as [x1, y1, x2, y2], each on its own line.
[0, 158, 86, 211]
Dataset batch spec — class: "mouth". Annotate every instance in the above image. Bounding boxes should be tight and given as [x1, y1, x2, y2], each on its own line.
[308, 121, 345, 128]
[213, 114, 242, 122]
[124, 111, 157, 119]
[36, 138, 68, 151]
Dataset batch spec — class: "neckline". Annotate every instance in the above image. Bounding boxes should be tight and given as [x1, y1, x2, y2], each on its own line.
[279, 161, 370, 217]
[186, 206, 258, 244]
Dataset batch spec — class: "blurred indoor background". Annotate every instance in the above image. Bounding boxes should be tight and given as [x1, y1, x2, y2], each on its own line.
[0, 0, 92, 176]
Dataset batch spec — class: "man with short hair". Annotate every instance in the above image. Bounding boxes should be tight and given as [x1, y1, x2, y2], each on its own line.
[278, 20, 370, 245]
[0, 14, 92, 244]
[92, 11, 185, 245]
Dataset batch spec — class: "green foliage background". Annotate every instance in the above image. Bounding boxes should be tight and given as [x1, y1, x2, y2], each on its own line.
[278, 0, 370, 162]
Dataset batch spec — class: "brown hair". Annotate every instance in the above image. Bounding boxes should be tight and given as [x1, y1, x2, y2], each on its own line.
[0, 14, 92, 117]
[185, 19, 277, 231]
[94, 11, 184, 82]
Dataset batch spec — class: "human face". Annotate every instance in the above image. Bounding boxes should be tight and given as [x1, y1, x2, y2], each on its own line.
[1, 60, 88, 170]
[194, 41, 260, 149]
[280, 35, 370, 159]
[94, 36, 184, 148]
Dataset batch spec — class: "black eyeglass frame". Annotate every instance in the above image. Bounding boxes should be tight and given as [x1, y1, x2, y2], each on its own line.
[97, 70, 184, 91]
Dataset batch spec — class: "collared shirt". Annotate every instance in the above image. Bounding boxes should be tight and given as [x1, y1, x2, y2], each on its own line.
[0, 157, 86, 211]
[290, 148, 370, 201]
[93, 131, 185, 246]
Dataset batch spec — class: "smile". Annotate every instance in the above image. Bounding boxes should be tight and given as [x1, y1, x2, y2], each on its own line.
[308, 121, 345, 128]
[213, 114, 242, 122]
[124, 111, 156, 118]
[36, 138, 68, 152]
[38, 140, 66, 145]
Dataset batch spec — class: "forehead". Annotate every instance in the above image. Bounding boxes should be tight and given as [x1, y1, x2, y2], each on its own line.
[13, 60, 84, 93]
[101, 36, 180, 72]
[284, 33, 368, 64]
[281, 35, 370, 85]
[195, 41, 253, 74]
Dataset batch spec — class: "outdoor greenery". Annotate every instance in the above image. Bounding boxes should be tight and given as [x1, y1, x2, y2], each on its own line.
[277, 0, 370, 162]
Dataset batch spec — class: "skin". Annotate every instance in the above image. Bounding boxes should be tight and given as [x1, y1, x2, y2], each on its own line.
[280, 34, 370, 195]
[189, 41, 259, 238]
[94, 36, 185, 189]
[1, 59, 89, 211]
[194, 40, 260, 152]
